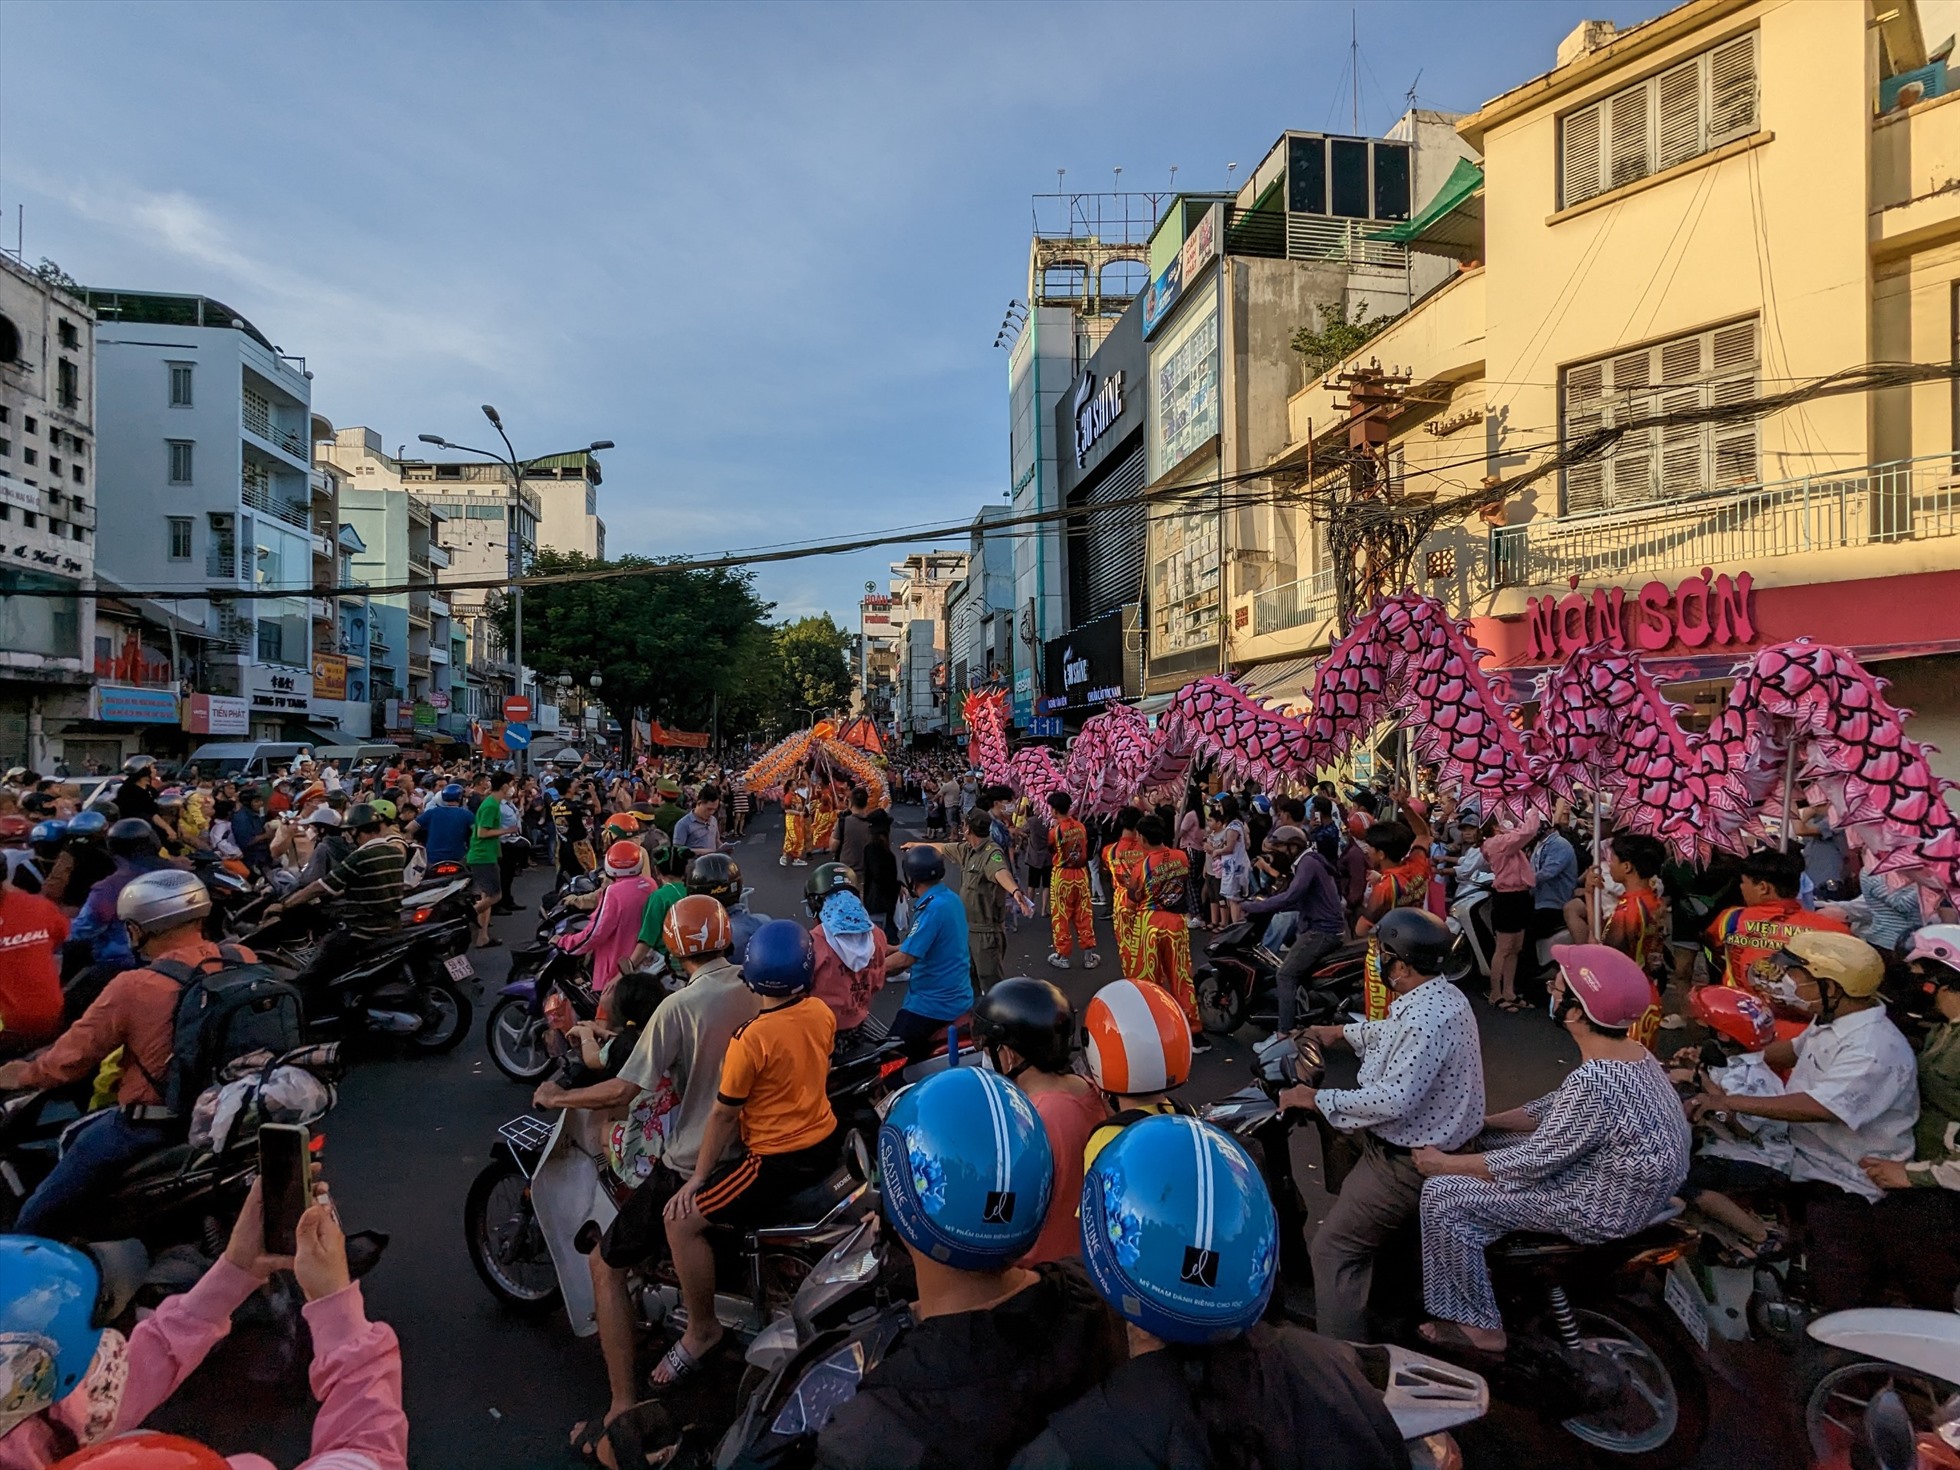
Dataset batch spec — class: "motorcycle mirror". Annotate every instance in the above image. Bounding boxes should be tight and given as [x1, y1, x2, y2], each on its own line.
[847, 1130, 874, 1184]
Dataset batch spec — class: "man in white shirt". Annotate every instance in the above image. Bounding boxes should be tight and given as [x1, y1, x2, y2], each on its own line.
[1280, 907, 1485, 1342]
[1696, 929, 1918, 1311]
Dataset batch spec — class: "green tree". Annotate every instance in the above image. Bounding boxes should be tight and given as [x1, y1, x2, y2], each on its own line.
[1291, 299, 1399, 377]
[493, 549, 776, 734]
[774, 614, 854, 720]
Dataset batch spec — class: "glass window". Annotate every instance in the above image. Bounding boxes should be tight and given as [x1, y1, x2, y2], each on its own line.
[168, 440, 194, 483]
[1372, 144, 1411, 221]
[1329, 139, 1370, 217]
[0, 568, 81, 659]
[168, 517, 193, 560]
[1286, 135, 1326, 215]
[169, 363, 194, 407]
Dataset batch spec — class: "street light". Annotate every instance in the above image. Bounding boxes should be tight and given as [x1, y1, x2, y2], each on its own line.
[418, 414, 615, 775]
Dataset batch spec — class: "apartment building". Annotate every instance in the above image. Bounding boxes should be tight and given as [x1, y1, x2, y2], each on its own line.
[1250, 0, 1960, 782]
[0, 255, 95, 768]
[887, 550, 968, 739]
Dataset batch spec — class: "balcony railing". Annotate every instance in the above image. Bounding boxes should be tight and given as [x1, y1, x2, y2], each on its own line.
[242, 480, 310, 530]
[1251, 568, 1337, 638]
[1491, 454, 1960, 590]
[241, 399, 309, 461]
[1224, 207, 1408, 271]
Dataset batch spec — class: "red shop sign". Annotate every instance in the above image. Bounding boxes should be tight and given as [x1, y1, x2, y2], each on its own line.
[1525, 568, 1755, 662]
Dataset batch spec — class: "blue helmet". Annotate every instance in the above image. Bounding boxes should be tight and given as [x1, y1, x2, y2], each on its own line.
[1081, 1114, 1277, 1344]
[741, 918, 815, 997]
[66, 810, 108, 840]
[900, 844, 945, 886]
[0, 1236, 108, 1435]
[441, 783, 465, 804]
[879, 1068, 1052, 1271]
[30, 820, 66, 849]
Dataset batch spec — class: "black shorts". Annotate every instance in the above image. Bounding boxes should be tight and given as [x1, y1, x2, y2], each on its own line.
[1490, 888, 1533, 934]
[1025, 864, 1051, 890]
[693, 1136, 840, 1231]
[600, 1160, 687, 1268]
[1686, 1154, 1788, 1199]
[1527, 906, 1568, 943]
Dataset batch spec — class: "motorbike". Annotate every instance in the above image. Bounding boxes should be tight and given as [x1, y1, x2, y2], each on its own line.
[1202, 1038, 1712, 1469]
[485, 928, 602, 1083]
[1805, 1302, 1960, 1469]
[1195, 920, 1368, 1036]
[245, 906, 476, 1053]
[1445, 874, 1563, 988]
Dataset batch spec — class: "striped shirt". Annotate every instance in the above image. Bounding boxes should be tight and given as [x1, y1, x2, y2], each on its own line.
[321, 837, 406, 939]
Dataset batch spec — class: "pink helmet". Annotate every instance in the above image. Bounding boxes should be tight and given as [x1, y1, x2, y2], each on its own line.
[1551, 944, 1656, 1029]
[1907, 924, 1960, 980]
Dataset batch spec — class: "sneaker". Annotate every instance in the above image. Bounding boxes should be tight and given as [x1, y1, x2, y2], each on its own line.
[1189, 1034, 1213, 1055]
[1047, 952, 1071, 970]
[1083, 951, 1103, 970]
[778, 856, 789, 867]
[792, 859, 808, 867]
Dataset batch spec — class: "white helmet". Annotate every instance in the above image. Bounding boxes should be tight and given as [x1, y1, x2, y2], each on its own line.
[117, 869, 212, 932]
[1907, 923, 1960, 981]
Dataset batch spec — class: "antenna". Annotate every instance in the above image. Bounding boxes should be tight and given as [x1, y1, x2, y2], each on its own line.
[1169, 164, 1179, 192]
[1057, 167, 1066, 194]
[1351, 9, 1360, 134]
[1407, 68, 1423, 115]
[1226, 161, 1240, 189]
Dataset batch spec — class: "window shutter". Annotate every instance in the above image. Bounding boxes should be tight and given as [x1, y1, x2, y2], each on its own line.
[1655, 60, 1703, 170]
[1561, 103, 1603, 207]
[1709, 319, 1759, 488]
[1708, 34, 1757, 145]
[1562, 363, 1608, 513]
[1660, 337, 1703, 384]
[1607, 87, 1652, 189]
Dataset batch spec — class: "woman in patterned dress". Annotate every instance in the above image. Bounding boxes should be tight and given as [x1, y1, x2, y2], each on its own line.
[1411, 943, 1691, 1352]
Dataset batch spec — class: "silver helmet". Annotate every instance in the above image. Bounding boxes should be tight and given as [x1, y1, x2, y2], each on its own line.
[116, 869, 211, 932]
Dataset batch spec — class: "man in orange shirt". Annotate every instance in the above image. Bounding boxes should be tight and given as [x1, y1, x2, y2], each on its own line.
[1102, 806, 1147, 976]
[659, 919, 839, 1385]
[1126, 814, 1207, 1052]
[0, 870, 249, 1236]
[0, 863, 66, 1057]
[1045, 791, 1100, 972]
[1709, 847, 1849, 997]
[1357, 796, 1436, 932]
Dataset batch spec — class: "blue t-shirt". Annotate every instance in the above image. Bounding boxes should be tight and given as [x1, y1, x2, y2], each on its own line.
[898, 884, 973, 1021]
[416, 804, 475, 864]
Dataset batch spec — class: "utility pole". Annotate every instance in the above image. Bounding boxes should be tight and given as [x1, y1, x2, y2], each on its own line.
[1324, 362, 1413, 631]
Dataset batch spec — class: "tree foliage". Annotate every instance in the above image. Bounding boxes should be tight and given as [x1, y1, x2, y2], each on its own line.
[494, 549, 777, 732]
[1290, 299, 1399, 377]
[775, 614, 854, 718]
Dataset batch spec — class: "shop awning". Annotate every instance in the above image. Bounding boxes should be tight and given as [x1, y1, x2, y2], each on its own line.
[1233, 655, 1318, 713]
[1366, 157, 1484, 261]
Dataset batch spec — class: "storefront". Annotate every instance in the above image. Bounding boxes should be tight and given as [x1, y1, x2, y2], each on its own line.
[1054, 296, 1148, 633]
[1467, 564, 1960, 785]
[1037, 606, 1141, 734]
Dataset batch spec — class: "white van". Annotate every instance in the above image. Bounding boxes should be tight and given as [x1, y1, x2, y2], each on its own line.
[182, 742, 315, 781]
[314, 743, 401, 767]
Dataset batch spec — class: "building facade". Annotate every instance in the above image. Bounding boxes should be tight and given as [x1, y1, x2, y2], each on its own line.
[0, 255, 96, 769]
[886, 550, 968, 741]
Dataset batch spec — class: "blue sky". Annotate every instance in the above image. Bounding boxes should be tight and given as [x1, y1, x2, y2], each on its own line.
[1, 0, 1668, 625]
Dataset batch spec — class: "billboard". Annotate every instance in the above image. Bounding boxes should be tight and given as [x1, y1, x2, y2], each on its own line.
[1142, 203, 1220, 337]
[1151, 294, 1221, 477]
[1041, 608, 1137, 718]
[94, 685, 179, 724]
[183, 693, 250, 736]
[312, 652, 348, 701]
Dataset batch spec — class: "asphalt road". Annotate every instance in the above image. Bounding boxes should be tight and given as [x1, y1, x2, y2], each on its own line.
[154, 802, 1802, 1469]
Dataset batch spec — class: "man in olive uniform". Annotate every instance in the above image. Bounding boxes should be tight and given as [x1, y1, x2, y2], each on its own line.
[943, 810, 1033, 993]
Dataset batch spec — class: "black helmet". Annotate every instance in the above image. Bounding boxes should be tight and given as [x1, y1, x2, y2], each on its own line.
[901, 844, 945, 886]
[107, 818, 161, 859]
[686, 852, 742, 906]
[973, 977, 1075, 1075]
[343, 803, 383, 832]
[1373, 908, 1456, 975]
[804, 862, 860, 916]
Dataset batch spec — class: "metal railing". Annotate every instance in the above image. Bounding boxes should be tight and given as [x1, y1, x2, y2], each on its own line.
[241, 399, 309, 460]
[242, 480, 311, 529]
[1491, 455, 1960, 589]
[1223, 207, 1409, 271]
[1251, 568, 1337, 638]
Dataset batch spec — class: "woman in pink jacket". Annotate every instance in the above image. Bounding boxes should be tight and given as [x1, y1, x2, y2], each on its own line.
[557, 841, 658, 992]
[0, 1181, 406, 1470]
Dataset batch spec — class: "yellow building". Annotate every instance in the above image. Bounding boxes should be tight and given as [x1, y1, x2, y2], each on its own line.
[1242, 0, 1960, 781]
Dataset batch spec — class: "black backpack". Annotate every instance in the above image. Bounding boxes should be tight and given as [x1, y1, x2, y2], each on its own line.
[146, 944, 307, 1118]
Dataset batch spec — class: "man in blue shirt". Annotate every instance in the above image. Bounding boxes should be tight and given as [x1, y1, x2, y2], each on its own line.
[1528, 802, 1579, 966]
[410, 783, 475, 866]
[882, 845, 973, 1060]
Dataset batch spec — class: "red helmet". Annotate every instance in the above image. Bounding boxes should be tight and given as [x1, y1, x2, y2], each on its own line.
[603, 840, 643, 877]
[1344, 812, 1370, 838]
[663, 893, 733, 958]
[1551, 944, 1657, 1029]
[0, 813, 29, 843]
[51, 1433, 230, 1469]
[1690, 984, 1776, 1050]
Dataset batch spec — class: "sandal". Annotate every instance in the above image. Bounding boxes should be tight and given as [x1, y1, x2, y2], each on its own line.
[570, 1411, 616, 1464]
[604, 1399, 681, 1468]
[647, 1332, 721, 1388]
[1419, 1320, 1506, 1356]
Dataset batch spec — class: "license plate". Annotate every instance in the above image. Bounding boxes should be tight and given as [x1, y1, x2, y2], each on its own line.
[1664, 1260, 1709, 1349]
[443, 955, 477, 982]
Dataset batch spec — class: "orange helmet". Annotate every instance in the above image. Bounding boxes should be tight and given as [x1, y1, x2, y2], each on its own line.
[663, 893, 733, 958]
[603, 811, 641, 834]
[51, 1433, 230, 1469]
[1083, 979, 1192, 1095]
[603, 840, 644, 877]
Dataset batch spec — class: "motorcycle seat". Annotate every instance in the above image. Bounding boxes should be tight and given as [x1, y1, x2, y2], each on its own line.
[115, 1144, 205, 1185]
[742, 1165, 862, 1238]
[1489, 1198, 1692, 1264]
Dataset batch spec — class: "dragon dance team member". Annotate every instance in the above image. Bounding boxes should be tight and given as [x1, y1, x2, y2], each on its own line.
[780, 777, 811, 869]
[1125, 814, 1207, 1053]
[1103, 807, 1147, 978]
[1045, 791, 1101, 972]
[1709, 847, 1849, 995]
[808, 780, 839, 858]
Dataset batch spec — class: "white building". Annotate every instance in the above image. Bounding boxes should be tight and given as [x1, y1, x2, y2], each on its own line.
[0, 255, 96, 769]
[886, 550, 967, 740]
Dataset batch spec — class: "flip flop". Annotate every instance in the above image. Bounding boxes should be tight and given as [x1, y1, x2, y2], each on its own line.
[604, 1399, 681, 1468]
[570, 1410, 615, 1464]
[1418, 1320, 1506, 1357]
[647, 1333, 721, 1388]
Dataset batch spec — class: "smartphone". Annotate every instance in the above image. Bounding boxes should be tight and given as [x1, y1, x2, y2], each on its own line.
[259, 1123, 311, 1255]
